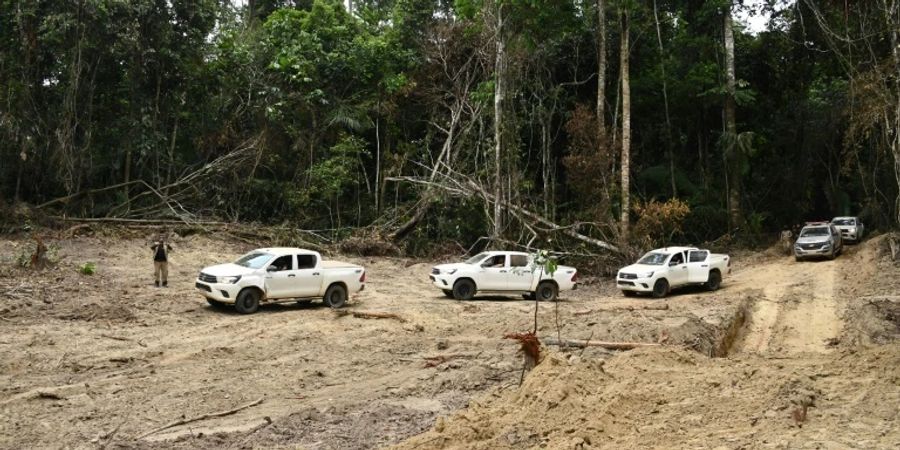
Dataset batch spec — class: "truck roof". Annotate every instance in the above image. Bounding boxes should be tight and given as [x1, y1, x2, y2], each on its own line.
[482, 250, 531, 257]
[653, 246, 699, 253]
[256, 247, 320, 256]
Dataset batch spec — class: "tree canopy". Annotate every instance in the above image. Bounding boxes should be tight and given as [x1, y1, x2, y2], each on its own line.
[1, 0, 898, 253]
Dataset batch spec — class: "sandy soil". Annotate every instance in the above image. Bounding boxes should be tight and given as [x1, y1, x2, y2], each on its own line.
[397, 238, 900, 450]
[0, 228, 897, 449]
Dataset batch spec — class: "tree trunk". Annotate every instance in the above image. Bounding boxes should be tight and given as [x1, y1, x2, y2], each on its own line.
[596, 0, 607, 143]
[620, 8, 631, 242]
[653, 0, 677, 197]
[493, 4, 505, 240]
[375, 114, 381, 213]
[723, 5, 741, 230]
[887, 0, 900, 225]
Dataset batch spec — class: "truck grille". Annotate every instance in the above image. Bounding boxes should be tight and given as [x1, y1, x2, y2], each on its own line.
[431, 268, 440, 275]
[800, 243, 823, 250]
[620, 273, 637, 280]
[199, 272, 217, 283]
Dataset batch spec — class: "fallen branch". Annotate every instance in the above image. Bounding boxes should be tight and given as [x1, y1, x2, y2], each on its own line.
[543, 338, 661, 351]
[387, 172, 620, 253]
[573, 304, 670, 315]
[36, 391, 65, 400]
[52, 217, 227, 226]
[334, 310, 408, 323]
[100, 333, 133, 343]
[422, 352, 480, 368]
[136, 397, 264, 439]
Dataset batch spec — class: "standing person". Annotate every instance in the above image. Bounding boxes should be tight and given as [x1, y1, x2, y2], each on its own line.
[781, 227, 793, 255]
[150, 231, 173, 287]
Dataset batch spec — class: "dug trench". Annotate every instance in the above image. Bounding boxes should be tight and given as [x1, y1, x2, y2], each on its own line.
[0, 230, 898, 449]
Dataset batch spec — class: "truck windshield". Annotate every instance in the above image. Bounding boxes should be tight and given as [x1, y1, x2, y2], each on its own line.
[637, 252, 669, 266]
[465, 252, 490, 264]
[800, 227, 829, 237]
[235, 252, 273, 269]
[832, 218, 855, 226]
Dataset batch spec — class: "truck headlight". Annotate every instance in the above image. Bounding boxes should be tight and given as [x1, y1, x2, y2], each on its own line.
[640, 271, 654, 278]
[218, 275, 241, 284]
[447, 269, 457, 275]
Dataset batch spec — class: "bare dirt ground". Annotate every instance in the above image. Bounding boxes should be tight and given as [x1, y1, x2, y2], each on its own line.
[0, 228, 897, 449]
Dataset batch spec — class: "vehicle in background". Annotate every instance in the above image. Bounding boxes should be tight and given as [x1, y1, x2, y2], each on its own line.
[616, 247, 731, 298]
[195, 248, 365, 314]
[831, 216, 864, 243]
[430, 251, 578, 302]
[794, 222, 843, 261]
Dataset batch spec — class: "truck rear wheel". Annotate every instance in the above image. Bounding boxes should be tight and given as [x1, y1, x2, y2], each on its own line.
[452, 279, 475, 300]
[324, 284, 348, 308]
[705, 270, 722, 291]
[234, 289, 260, 314]
[536, 282, 558, 302]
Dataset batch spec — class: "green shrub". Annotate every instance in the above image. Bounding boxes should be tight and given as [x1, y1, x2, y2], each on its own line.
[79, 262, 97, 275]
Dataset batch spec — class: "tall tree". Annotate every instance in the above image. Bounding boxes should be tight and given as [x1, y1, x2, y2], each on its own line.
[723, 1, 740, 229]
[493, 2, 505, 240]
[596, 0, 607, 143]
[619, 4, 631, 241]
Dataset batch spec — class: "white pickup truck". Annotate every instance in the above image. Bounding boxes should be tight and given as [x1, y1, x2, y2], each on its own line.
[195, 247, 365, 314]
[616, 246, 730, 298]
[430, 251, 578, 301]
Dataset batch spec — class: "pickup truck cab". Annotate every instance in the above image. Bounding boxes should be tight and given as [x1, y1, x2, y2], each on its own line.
[830, 216, 864, 243]
[430, 251, 578, 301]
[617, 247, 730, 298]
[195, 248, 365, 314]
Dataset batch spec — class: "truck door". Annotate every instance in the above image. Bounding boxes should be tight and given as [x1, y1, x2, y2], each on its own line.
[507, 254, 533, 291]
[667, 251, 689, 286]
[265, 255, 296, 298]
[292, 254, 323, 298]
[687, 250, 710, 283]
[477, 254, 508, 290]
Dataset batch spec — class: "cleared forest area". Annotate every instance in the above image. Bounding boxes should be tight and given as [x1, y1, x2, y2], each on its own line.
[0, 229, 898, 448]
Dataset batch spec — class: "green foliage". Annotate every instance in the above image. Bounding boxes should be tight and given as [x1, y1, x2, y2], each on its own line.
[0, 0, 897, 246]
[307, 134, 369, 200]
[531, 250, 558, 276]
[79, 262, 97, 276]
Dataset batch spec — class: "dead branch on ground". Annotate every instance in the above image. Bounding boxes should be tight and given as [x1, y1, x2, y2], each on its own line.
[422, 353, 479, 368]
[136, 397, 264, 439]
[573, 303, 670, 315]
[334, 310, 408, 323]
[543, 338, 662, 351]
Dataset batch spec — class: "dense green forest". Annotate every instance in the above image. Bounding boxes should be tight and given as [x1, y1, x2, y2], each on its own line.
[1, 0, 898, 254]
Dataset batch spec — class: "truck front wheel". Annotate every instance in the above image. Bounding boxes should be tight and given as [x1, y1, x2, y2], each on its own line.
[452, 279, 476, 300]
[651, 279, 669, 299]
[235, 289, 261, 314]
[324, 284, 348, 308]
[442, 289, 454, 298]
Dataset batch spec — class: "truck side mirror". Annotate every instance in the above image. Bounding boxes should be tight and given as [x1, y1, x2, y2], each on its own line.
[266, 265, 278, 272]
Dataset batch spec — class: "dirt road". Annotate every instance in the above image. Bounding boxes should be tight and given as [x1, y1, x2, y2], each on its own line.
[0, 230, 897, 449]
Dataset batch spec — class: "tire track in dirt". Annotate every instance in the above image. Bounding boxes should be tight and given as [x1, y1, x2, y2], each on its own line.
[729, 255, 843, 355]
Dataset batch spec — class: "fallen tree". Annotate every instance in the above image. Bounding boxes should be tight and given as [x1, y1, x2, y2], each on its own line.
[386, 166, 620, 254]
